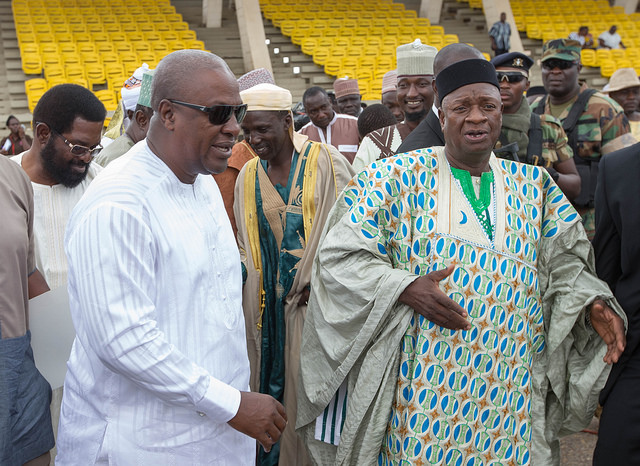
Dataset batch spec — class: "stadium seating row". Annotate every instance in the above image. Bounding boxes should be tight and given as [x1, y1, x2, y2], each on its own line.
[14, 0, 206, 112]
[260, 0, 458, 99]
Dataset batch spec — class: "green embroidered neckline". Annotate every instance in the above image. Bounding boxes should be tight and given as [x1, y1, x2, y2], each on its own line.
[450, 166, 494, 240]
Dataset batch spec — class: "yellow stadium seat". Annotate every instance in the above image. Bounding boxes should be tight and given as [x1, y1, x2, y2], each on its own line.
[177, 30, 197, 41]
[610, 48, 626, 61]
[65, 64, 87, 82]
[168, 40, 186, 52]
[85, 60, 107, 87]
[27, 88, 47, 112]
[444, 34, 459, 45]
[25, 78, 47, 95]
[96, 43, 115, 55]
[600, 59, 616, 77]
[581, 49, 597, 67]
[616, 59, 633, 68]
[44, 64, 65, 81]
[137, 52, 158, 68]
[171, 21, 189, 32]
[324, 57, 342, 76]
[312, 48, 330, 66]
[301, 38, 316, 55]
[120, 52, 140, 74]
[109, 41, 131, 55]
[103, 24, 123, 35]
[340, 57, 359, 76]
[94, 89, 119, 111]
[101, 52, 121, 67]
[596, 49, 612, 66]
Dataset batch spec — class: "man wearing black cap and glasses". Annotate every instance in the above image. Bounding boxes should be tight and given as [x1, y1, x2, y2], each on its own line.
[491, 51, 581, 200]
[297, 57, 626, 466]
[56, 50, 287, 464]
[531, 39, 635, 239]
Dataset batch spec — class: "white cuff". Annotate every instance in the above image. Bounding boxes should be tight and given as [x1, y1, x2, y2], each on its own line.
[195, 376, 242, 423]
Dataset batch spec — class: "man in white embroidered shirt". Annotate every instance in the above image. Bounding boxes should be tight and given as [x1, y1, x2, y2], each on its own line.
[56, 50, 286, 464]
[300, 86, 360, 163]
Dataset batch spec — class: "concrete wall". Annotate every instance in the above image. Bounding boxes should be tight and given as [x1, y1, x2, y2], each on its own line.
[202, 0, 272, 73]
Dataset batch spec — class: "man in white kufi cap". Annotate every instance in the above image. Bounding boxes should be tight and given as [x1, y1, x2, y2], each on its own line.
[353, 39, 437, 171]
[234, 82, 354, 466]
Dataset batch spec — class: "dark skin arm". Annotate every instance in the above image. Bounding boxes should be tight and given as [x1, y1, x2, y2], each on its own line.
[589, 299, 626, 364]
[18, 125, 31, 150]
[551, 157, 581, 201]
[297, 285, 310, 307]
[228, 391, 287, 453]
[28, 269, 49, 299]
[398, 265, 470, 330]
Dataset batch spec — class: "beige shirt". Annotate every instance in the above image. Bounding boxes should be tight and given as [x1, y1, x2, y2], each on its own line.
[0, 156, 35, 339]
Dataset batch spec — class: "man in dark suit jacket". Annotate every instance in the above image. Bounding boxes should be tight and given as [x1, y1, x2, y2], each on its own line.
[592, 143, 640, 465]
[396, 43, 484, 153]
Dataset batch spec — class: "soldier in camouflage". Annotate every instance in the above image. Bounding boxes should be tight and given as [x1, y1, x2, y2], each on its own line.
[491, 51, 581, 201]
[531, 39, 635, 239]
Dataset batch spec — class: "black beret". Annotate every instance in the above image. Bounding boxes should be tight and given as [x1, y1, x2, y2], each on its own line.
[490, 52, 534, 71]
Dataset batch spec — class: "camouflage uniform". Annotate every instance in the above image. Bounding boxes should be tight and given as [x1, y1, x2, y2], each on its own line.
[532, 39, 635, 238]
[496, 97, 573, 167]
[532, 84, 633, 237]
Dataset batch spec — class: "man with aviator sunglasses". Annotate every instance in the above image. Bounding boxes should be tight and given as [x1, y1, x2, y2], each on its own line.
[57, 51, 286, 464]
[491, 51, 581, 200]
[531, 39, 635, 239]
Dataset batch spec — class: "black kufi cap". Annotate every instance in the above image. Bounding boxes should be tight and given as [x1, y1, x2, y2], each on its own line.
[436, 59, 500, 103]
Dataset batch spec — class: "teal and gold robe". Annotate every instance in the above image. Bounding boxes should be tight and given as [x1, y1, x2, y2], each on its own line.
[297, 146, 625, 465]
[234, 131, 354, 466]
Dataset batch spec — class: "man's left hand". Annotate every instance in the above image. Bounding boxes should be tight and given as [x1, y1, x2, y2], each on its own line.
[589, 299, 626, 364]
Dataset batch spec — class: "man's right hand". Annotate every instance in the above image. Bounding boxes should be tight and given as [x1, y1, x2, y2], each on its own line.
[398, 265, 470, 331]
[228, 392, 287, 453]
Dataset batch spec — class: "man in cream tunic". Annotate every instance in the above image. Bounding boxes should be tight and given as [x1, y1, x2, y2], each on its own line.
[234, 83, 354, 465]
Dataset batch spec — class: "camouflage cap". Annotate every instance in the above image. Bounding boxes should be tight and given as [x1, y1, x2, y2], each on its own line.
[541, 39, 582, 63]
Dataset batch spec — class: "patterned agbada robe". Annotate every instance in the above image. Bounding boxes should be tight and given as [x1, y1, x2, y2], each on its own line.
[376, 147, 547, 465]
[296, 146, 623, 466]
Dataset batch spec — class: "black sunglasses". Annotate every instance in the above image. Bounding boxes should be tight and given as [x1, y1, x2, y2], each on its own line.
[542, 59, 577, 70]
[497, 72, 528, 83]
[168, 99, 247, 125]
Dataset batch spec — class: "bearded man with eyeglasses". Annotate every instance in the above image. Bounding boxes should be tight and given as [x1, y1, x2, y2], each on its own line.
[491, 51, 581, 201]
[56, 51, 287, 464]
[531, 39, 635, 239]
[9, 83, 106, 463]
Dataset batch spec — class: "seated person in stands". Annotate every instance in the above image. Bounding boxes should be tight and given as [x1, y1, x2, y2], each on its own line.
[1, 115, 32, 156]
[569, 26, 595, 49]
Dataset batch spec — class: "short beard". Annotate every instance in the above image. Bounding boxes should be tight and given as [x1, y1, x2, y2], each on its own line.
[405, 108, 428, 122]
[40, 137, 89, 188]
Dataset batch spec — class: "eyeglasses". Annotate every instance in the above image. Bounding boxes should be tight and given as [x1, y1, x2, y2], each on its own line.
[52, 129, 102, 157]
[496, 72, 528, 83]
[168, 100, 248, 125]
[542, 59, 577, 70]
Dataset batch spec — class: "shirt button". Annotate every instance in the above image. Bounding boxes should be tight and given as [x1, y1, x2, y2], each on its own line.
[197, 411, 206, 417]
